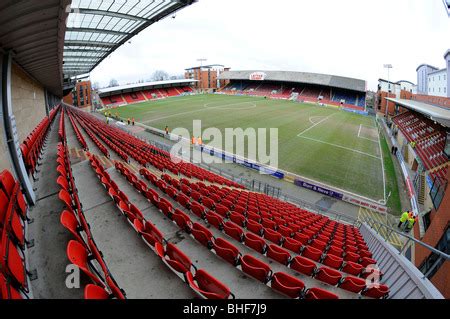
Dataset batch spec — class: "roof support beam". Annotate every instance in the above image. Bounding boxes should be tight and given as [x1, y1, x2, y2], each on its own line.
[65, 40, 116, 48]
[69, 8, 148, 22]
[66, 27, 130, 37]
[63, 56, 101, 61]
[64, 48, 109, 53]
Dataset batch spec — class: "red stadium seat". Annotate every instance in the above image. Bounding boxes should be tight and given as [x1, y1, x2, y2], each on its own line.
[240, 255, 272, 283]
[290, 256, 316, 276]
[267, 244, 291, 265]
[283, 237, 303, 254]
[84, 284, 111, 299]
[323, 253, 344, 270]
[60, 210, 87, 248]
[223, 221, 244, 242]
[191, 203, 206, 219]
[213, 238, 241, 266]
[244, 232, 267, 254]
[206, 211, 223, 230]
[264, 228, 283, 245]
[158, 243, 196, 275]
[66, 240, 104, 286]
[302, 245, 323, 262]
[271, 272, 305, 298]
[342, 261, 364, 276]
[339, 276, 366, 294]
[191, 223, 214, 249]
[305, 287, 339, 299]
[133, 219, 165, 247]
[314, 267, 342, 286]
[362, 284, 389, 299]
[229, 211, 246, 227]
[247, 219, 263, 236]
[186, 269, 234, 299]
[172, 209, 192, 232]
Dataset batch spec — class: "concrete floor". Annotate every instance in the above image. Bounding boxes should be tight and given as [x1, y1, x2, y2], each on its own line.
[27, 112, 85, 299]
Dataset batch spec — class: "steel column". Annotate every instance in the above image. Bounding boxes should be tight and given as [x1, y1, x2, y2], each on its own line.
[0, 51, 36, 204]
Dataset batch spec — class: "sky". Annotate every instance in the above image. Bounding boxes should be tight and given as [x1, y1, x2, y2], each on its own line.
[90, 0, 450, 91]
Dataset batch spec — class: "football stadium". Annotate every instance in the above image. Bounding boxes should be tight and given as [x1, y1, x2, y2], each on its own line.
[0, 0, 449, 306]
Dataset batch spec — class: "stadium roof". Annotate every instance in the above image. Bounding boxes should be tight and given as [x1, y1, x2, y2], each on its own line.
[98, 79, 197, 95]
[64, 0, 197, 77]
[416, 64, 440, 72]
[219, 70, 366, 92]
[185, 64, 225, 70]
[386, 97, 450, 128]
[0, 0, 71, 96]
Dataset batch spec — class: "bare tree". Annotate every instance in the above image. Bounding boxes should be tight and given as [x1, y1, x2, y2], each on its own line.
[151, 70, 169, 81]
[109, 78, 119, 87]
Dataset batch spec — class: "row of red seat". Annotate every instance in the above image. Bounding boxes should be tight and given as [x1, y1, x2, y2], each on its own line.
[90, 155, 233, 299]
[101, 87, 194, 107]
[135, 166, 389, 298]
[115, 161, 342, 299]
[68, 106, 244, 188]
[0, 170, 30, 299]
[393, 111, 448, 171]
[66, 109, 88, 150]
[67, 108, 109, 158]
[21, 105, 60, 175]
[56, 111, 125, 299]
[173, 177, 372, 257]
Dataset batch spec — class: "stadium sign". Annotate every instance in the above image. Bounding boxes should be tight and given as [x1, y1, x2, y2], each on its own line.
[249, 72, 267, 81]
[294, 179, 344, 200]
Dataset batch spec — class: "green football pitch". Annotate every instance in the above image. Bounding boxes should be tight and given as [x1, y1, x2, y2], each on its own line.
[103, 94, 400, 211]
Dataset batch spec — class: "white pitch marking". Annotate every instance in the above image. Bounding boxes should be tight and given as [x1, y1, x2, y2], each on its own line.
[297, 112, 338, 136]
[357, 124, 378, 143]
[298, 135, 382, 160]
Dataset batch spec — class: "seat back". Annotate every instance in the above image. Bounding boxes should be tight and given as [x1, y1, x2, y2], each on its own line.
[213, 238, 240, 266]
[305, 287, 339, 299]
[271, 272, 305, 298]
[290, 255, 316, 276]
[267, 244, 291, 265]
[241, 254, 272, 283]
[244, 232, 266, 254]
[186, 269, 232, 299]
[165, 243, 193, 274]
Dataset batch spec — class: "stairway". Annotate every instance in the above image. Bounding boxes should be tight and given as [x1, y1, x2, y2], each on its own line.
[414, 172, 426, 205]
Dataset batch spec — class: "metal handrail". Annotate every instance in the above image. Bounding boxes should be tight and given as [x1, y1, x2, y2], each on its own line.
[362, 215, 450, 261]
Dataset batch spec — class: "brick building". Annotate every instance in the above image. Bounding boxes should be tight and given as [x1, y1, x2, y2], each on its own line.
[185, 64, 230, 90]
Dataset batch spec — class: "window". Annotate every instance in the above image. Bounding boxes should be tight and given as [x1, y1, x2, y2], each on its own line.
[419, 227, 450, 279]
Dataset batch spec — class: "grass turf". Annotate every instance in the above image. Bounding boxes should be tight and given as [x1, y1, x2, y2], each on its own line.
[104, 94, 399, 207]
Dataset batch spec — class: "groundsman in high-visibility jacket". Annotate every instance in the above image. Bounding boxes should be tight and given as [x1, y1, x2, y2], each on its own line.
[405, 216, 416, 233]
[397, 211, 409, 228]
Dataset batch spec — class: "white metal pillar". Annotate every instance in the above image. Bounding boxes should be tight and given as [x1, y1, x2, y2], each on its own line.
[0, 51, 36, 204]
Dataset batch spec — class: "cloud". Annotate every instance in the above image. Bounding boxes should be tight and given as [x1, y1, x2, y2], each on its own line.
[91, 0, 450, 91]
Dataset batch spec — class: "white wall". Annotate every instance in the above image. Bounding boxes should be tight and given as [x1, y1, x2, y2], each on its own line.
[427, 69, 447, 97]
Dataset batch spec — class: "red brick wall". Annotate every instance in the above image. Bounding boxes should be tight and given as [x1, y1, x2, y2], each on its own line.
[377, 91, 396, 115]
[414, 168, 450, 298]
[413, 94, 450, 109]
